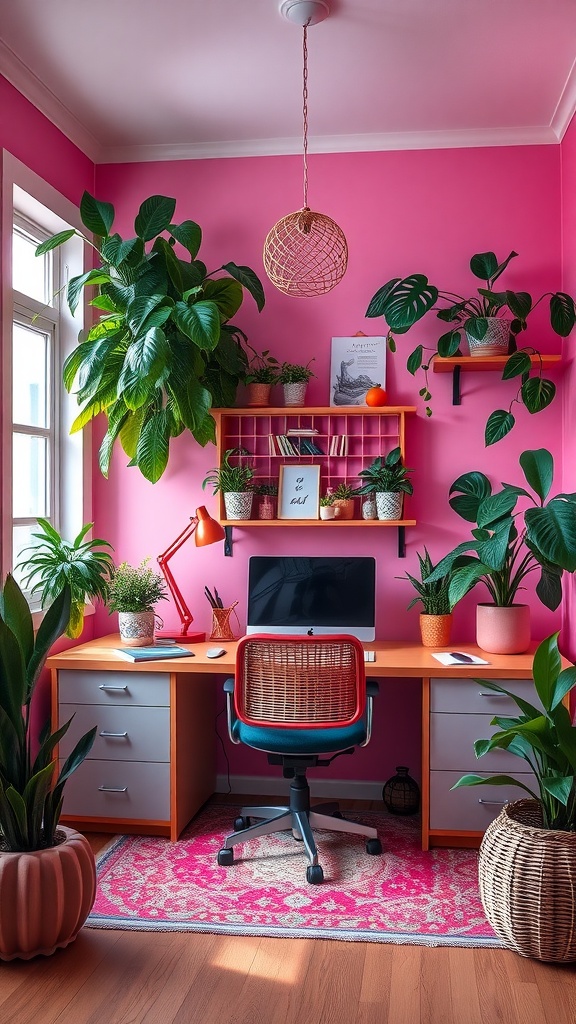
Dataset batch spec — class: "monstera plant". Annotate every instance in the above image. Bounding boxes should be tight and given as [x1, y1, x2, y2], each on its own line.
[38, 193, 265, 482]
[365, 250, 576, 445]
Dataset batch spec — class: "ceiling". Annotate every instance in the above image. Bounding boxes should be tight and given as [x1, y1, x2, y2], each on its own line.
[2, 0, 576, 164]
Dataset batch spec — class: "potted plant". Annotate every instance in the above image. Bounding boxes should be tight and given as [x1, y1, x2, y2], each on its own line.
[37, 192, 265, 483]
[15, 519, 114, 639]
[319, 494, 339, 521]
[244, 350, 280, 407]
[107, 557, 168, 646]
[398, 548, 456, 647]
[202, 447, 255, 520]
[452, 631, 576, 961]
[254, 481, 278, 520]
[356, 446, 414, 521]
[426, 448, 576, 653]
[365, 249, 576, 444]
[0, 576, 97, 960]
[327, 482, 357, 520]
[278, 359, 316, 406]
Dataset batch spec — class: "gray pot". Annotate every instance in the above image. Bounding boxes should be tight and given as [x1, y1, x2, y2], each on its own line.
[118, 610, 155, 647]
[376, 491, 403, 521]
[224, 491, 253, 520]
[283, 382, 308, 407]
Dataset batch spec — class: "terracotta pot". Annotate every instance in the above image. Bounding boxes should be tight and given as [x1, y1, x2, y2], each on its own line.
[118, 610, 155, 647]
[0, 827, 96, 960]
[419, 613, 452, 648]
[476, 603, 531, 655]
[376, 491, 403, 521]
[466, 317, 511, 357]
[246, 382, 272, 407]
[331, 498, 355, 520]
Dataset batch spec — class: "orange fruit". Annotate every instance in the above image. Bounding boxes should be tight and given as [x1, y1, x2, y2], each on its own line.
[365, 386, 388, 407]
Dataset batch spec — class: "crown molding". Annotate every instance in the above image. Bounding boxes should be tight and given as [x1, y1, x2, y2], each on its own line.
[101, 124, 559, 164]
[0, 40, 102, 163]
[550, 57, 576, 141]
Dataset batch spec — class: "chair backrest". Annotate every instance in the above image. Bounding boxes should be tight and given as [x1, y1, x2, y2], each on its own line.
[234, 634, 366, 729]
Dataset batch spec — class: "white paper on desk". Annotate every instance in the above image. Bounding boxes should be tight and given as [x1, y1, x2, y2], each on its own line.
[431, 652, 490, 666]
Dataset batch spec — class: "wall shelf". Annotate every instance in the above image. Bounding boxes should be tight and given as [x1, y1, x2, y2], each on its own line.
[432, 354, 562, 405]
[213, 405, 416, 557]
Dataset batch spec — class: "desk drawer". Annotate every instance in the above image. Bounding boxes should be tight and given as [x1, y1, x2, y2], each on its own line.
[430, 677, 533, 715]
[61, 759, 170, 821]
[58, 670, 170, 706]
[429, 770, 536, 831]
[430, 712, 523, 772]
[59, 704, 170, 762]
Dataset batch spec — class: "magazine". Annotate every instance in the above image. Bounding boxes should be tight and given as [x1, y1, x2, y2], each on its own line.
[115, 645, 194, 662]
[330, 336, 386, 406]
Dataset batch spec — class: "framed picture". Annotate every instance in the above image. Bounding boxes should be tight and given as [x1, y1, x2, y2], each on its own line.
[278, 465, 320, 520]
[330, 334, 387, 406]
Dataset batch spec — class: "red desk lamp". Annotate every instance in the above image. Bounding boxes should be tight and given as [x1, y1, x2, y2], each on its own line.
[156, 505, 225, 641]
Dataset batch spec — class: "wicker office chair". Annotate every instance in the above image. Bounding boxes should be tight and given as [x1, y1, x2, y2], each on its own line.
[217, 634, 382, 884]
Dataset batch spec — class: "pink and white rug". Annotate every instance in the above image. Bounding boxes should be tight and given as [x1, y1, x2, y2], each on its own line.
[88, 804, 501, 947]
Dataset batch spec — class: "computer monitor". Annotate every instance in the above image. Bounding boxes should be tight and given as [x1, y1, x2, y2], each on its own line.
[246, 556, 376, 642]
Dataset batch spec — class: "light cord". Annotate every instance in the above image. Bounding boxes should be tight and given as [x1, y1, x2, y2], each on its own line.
[302, 22, 309, 209]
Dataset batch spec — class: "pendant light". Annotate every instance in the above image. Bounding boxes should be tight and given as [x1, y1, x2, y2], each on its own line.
[263, 0, 348, 298]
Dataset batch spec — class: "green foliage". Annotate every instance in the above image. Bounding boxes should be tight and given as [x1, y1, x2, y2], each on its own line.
[365, 250, 576, 441]
[427, 448, 576, 610]
[278, 359, 316, 384]
[254, 481, 278, 496]
[0, 576, 96, 851]
[452, 633, 576, 831]
[107, 558, 167, 613]
[330, 482, 358, 500]
[37, 192, 266, 483]
[319, 494, 334, 507]
[202, 448, 254, 494]
[245, 349, 280, 385]
[15, 520, 114, 639]
[356, 447, 414, 496]
[398, 548, 455, 615]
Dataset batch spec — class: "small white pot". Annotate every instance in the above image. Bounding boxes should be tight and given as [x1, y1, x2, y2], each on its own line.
[376, 492, 403, 521]
[118, 610, 155, 647]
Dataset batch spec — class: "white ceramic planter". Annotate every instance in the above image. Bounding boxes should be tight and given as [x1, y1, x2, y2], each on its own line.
[118, 610, 155, 647]
[376, 491, 403, 521]
[224, 491, 253, 520]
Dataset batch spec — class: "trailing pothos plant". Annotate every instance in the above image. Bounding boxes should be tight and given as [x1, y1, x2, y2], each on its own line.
[37, 193, 266, 482]
[365, 250, 576, 445]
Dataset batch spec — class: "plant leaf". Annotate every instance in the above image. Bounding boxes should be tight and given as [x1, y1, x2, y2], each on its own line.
[519, 448, 553, 502]
[169, 220, 202, 258]
[80, 192, 115, 236]
[521, 377, 555, 414]
[485, 409, 515, 446]
[550, 292, 576, 336]
[525, 499, 576, 571]
[222, 263, 265, 312]
[502, 350, 532, 380]
[134, 195, 176, 242]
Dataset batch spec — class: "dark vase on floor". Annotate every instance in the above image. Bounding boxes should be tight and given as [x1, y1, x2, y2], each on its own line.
[382, 766, 420, 815]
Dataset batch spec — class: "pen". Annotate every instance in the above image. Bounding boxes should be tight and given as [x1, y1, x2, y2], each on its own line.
[204, 586, 217, 608]
[214, 587, 224, 609]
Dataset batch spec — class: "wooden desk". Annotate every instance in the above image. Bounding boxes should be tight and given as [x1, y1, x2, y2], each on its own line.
[48, 635, 543, 848]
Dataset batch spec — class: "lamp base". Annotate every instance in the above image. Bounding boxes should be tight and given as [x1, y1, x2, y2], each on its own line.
[155, 629, 206, 643]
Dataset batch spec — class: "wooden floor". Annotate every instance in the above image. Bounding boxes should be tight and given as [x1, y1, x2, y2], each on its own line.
[1, 799, 575, 1024]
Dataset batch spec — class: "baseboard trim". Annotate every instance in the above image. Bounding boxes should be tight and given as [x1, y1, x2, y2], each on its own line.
[216, 774, 383, 802]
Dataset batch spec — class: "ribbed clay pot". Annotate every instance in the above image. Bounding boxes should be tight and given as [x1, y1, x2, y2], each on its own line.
[476, 603, 531, 655]
[331, 498, 355, 520]
[246, 382, 272, 407]
[0, 827, 96, 960]
[419, 613, 453, 648]
[118, 610, 155, 647]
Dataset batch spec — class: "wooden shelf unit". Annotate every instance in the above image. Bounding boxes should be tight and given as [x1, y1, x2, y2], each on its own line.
[212, 405, 416, 554]
[432, 353, 562, 405]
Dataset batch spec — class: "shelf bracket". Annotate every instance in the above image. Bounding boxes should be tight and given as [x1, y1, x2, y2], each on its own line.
[398, 526, 406, 558]
[224, 527, 233, 557]
[452, 365, 462, 405]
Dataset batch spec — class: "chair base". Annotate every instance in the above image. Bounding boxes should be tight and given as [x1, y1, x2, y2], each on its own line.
[217, 773, 382, 883]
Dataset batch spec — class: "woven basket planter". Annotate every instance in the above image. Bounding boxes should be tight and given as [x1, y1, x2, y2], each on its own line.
[479, 799, 576, 962]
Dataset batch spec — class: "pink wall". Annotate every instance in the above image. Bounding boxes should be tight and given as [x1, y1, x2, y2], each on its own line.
[92, 145, 564, 785]
[561, 115, 576, 666]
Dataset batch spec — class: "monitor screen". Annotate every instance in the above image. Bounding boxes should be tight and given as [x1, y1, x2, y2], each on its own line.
[246, 556, 376, 642]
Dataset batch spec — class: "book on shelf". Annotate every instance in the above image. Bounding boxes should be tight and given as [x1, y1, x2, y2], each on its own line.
[115, 645, 194, 662]
[286, 428, 319, 436]
[298, 438, 324, 455]
[329, 435, 348, 456]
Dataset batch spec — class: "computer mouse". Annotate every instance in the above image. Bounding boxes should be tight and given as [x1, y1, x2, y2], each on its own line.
[206, 647, 227, 658]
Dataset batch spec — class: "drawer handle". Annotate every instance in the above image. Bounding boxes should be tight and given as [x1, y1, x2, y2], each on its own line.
[478, 692, 508, 697]
[99, 684, 128, 692]
[477, 798, 508, 805]
[99, 731, 128, 738]
[98, 785, 128, 793]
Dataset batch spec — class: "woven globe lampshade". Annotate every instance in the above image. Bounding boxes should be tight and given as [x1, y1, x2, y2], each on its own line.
[264, 1, 348, 298]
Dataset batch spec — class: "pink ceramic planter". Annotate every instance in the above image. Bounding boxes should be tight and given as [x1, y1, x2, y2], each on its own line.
[476, 604, 531, 655]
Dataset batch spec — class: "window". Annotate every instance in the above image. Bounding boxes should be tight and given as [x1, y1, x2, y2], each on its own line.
[1, 151, 90, 598]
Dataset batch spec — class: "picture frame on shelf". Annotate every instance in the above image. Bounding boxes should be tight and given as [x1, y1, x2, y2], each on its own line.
[278, 465, 321, 520]
[330, 334, 386, 406]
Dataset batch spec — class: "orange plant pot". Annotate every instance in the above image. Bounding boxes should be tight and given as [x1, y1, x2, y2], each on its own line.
[419, 613, 453, 648]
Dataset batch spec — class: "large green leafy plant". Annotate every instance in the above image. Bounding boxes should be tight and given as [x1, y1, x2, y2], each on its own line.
[454, 632, 576, 831]
[365, 250, 576, 444]
[427, 448, 576, 611]
[16, 519, 113, 639]
[0, 577, 96, 850]
[38, 192, 265, 482]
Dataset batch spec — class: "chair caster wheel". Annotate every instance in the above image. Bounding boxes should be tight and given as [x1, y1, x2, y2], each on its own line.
[218, 848, 234, 866]
[234, 816, 250, 831]
[366, 838, 382, 855]
[306, 864, 324, 885]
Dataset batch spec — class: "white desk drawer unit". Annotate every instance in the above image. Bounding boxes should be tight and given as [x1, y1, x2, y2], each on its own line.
[425, 676, 536, 845]
[59, 759, 170, 821]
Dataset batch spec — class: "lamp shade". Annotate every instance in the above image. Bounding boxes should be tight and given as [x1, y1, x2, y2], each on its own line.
[195, 505, 225, 546]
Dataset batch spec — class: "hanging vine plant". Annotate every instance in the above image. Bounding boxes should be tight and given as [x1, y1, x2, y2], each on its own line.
[38, 192, 265, 482]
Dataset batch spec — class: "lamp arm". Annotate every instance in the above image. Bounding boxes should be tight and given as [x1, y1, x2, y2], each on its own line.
[157, 517, 199, 636]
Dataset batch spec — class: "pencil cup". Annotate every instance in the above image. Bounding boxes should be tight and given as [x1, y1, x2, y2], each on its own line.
[209, 602, 240, 641]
